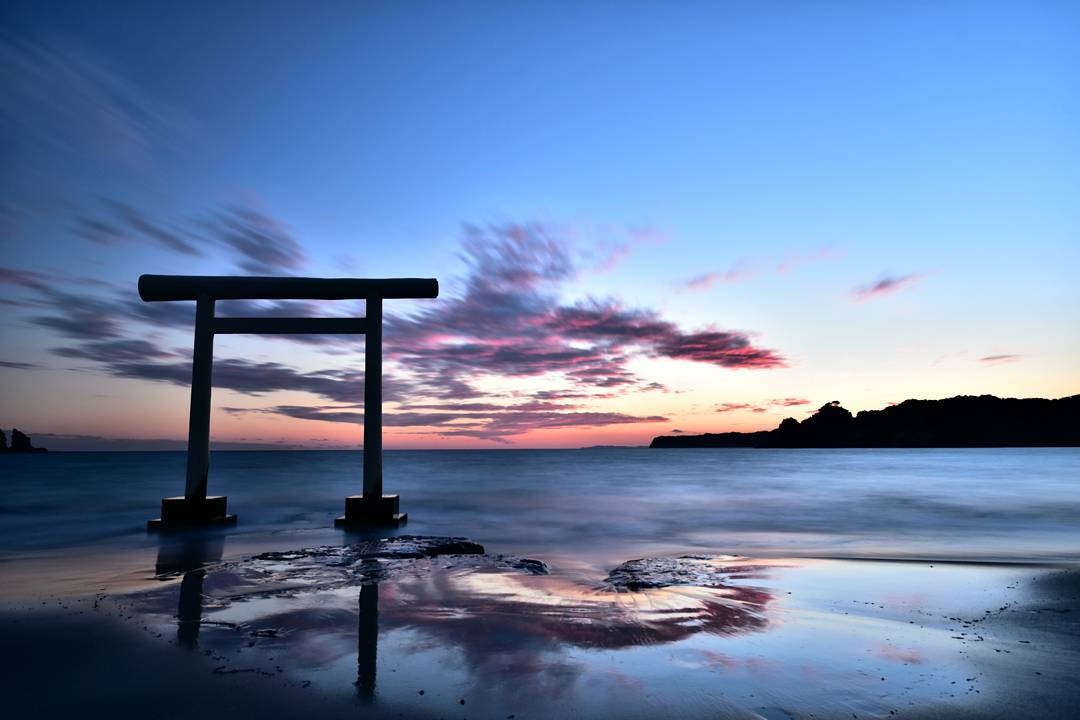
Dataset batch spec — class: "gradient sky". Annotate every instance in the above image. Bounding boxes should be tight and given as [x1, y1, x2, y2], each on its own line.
[1, 1, 1077, 449]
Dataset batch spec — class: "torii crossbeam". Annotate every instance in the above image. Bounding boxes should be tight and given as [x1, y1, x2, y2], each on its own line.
[140, 274, 438, 530]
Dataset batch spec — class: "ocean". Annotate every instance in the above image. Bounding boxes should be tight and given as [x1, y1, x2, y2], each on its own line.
[2, 448, 1078, 566]
[5, 448, 1080, 719]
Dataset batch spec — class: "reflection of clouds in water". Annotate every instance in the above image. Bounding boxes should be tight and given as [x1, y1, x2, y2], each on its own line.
[114, 549, 1004, 720]
[370, 570, 771, 694]
[386, 570, 771, 651]
[129, 549, 773, 688]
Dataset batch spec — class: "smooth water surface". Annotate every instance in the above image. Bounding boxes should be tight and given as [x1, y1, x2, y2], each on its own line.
[2, 448, 1078, 566]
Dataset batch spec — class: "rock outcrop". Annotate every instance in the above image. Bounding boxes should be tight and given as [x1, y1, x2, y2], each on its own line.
[602, 555, 766, 590]
[3, 428, 47, 452]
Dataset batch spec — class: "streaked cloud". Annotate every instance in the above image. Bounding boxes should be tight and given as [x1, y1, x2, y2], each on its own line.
[228, 403, 668, 443]
[683, 264, 750, 291]
[0, 36, 189, 169]
[776, 246, 838, 274]
[75, 201, 306, 274]
[852, 273, 923, 302]
[205, 206, 307, 274]
[768, 397, 810, 407]
[682, 245, 839, 292]
[716, 402, 766, 413]
[978, 354, 1022, 365]
[0, 360, 37, 369]
[715, 397, 811, 414]
[76, 201, 202, 256]
[3, 217, 785, 444]
[0, 265, 54, 293]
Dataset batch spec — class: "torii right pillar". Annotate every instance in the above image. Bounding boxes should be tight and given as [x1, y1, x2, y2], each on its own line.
[336, 295, 406, 527]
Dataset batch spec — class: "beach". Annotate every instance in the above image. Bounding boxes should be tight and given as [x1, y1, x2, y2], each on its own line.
[5, 1, 1078, 715]
[2, 449, 1078, 718]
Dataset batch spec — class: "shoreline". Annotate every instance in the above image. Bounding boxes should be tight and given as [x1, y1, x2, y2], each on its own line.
[3, 538, 1078, 719]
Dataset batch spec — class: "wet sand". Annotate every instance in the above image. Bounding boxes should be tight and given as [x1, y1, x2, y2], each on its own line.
[2, 539, 1078, 719]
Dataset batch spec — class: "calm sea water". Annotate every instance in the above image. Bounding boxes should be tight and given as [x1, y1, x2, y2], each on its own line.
[2, 448, 1078, 565]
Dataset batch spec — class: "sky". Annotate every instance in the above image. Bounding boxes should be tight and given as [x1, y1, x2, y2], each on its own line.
[1, 0, 1077, 450]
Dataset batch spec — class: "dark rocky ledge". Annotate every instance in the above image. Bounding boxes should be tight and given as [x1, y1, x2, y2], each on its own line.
[650, 394, 1080, 448]
[252, 535, 487, 562]
[153, 535, 550, 586]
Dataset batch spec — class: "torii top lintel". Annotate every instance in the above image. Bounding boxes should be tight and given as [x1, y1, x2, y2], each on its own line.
[138, 274, 439, 302]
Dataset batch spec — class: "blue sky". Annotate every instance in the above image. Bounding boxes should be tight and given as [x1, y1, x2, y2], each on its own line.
[1, 1, 1077, 448]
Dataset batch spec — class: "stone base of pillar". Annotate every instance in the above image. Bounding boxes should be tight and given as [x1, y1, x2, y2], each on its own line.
[334, 494, 407, 527]
[148, 496, 237, 530]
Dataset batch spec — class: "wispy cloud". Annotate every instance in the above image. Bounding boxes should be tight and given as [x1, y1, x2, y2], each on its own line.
[0, 36, 189, 169]
[683, 264, 750, 292]
[585, 225, 665, 273]
[715, 397, 810, 414]
[768, 397, 810, 407]
[978, 354, 1022, 365]
[852, 273, 923, 302]
[682, 245, 839, 291]
[776, 246, 838, 274]
[716, 402, 766, 413]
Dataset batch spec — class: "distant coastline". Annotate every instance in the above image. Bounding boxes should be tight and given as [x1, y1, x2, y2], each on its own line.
[650, 394, 1080, 448]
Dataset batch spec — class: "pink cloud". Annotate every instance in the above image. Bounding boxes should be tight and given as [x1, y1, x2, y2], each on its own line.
[655, 330, 785, 369]
[387, 224, 787, 404]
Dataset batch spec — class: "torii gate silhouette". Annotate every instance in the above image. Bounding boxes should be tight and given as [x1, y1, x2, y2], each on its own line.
[140, 274, 438, 530]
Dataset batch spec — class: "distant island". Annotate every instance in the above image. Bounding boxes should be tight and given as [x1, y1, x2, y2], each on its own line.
[650, 394, 1080, 448]
[1, 428, 48, 453]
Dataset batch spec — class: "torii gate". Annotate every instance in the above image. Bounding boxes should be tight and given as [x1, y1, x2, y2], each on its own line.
[140, 274, 438, 530]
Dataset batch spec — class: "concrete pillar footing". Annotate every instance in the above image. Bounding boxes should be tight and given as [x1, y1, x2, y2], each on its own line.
[334, 494, 407, 527]
[147, 496, 237, 530]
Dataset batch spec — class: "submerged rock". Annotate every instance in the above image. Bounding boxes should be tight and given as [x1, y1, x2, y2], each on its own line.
[603, 555, 762, 590]
[157, 535, 550, 589]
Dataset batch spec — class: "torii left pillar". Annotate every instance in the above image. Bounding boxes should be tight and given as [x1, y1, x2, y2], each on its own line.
[140, 274, 438, 530]
[148, 293, 235, 530]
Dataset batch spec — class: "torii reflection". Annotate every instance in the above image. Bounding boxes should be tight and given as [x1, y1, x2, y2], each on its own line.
[154, 531, 225, 648]
[356, 582, 379, 702]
